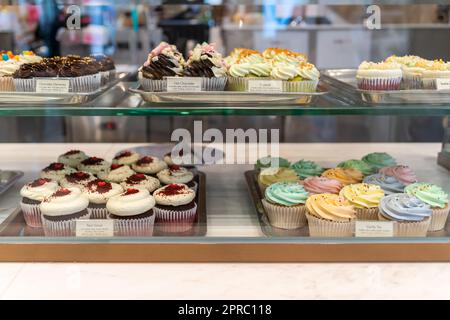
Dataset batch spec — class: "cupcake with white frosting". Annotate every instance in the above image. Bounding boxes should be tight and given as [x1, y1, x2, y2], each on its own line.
[57, 150, 88, 168]
[77, 157, 110, 176]
[40, 187, 90, 237]
[120, 173, 160, 193]
[97, 164, 135, 183]
[420, 59, 450, 89]
[60, 171, 96, 189]
[270, 61, 320, 92]
[157, 165, 197, 192]
[163, 149, 200, 166]
[83, 179, 123, 219]
[20, 178, 59, 228]
[106, 188, 156, 236]
[356, 61, 402, 91]
[40, 162, 76, 182]
[153, 183, 197, 233]
[132, 156, 168, 175]
[112, 151, 140, 166]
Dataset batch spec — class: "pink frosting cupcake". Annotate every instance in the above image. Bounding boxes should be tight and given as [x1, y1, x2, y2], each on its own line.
[301, 176, 344, 195]
[379, 165, 417, 185]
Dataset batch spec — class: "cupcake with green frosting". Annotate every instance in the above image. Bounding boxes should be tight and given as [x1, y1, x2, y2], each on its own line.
[270, 61, 320, 92]
[361, 152, 396, 171]
[405, 183, 449, 231]
[255, 156, 290, 170]
[258, 167, 298, 193]
[227, 51, 272, 91]
[261, 182, 309, 229]
[290, 160, 324, 179]
[338, 159, 375, 176]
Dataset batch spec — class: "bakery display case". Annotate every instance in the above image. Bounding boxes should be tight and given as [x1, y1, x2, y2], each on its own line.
[0, 1, 450, 262]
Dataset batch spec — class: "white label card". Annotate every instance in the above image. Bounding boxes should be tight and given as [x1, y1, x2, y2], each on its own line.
[76, 220, 114, 237]
[436, 78, 450, 91]
[355, 221, 394, 238]
[36, 79, 70, 93]
[247, 80, 282, 93]
[166, 77, 202, 92]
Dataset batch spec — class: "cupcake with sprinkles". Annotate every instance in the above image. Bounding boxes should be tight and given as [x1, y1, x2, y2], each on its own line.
[339, 183, 385, 220]
[83, 179, 123, 219]
[60, 171, 96, 189]
[77, 157, 110, 176]
[112, 151, 140, 166]
[40, 162, 76, 182]
[97, 164, 135, 183]
[120, 173, 161, 193]
[132, 156, 168, 175]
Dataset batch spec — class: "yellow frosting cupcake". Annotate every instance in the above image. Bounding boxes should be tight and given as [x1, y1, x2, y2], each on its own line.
[258, 167, 298, 192]
[339, 183, 385, 220]
[322, 168, 363, 186]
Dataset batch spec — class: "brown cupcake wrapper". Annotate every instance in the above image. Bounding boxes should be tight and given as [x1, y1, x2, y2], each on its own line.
[108, 213, 155, 237]
[262, 198, 307, 229]
[154, 203, 198, 233]
[355, 207, 379, 221]
[14, 74, 101, 93]
[42, 211, 91, 237]
[357, 76, 402, 91]
[377, 212, 430, 237]
[20, 202, 43, 228]
[0, 77, 15, 92]
[306, 212, 355, 237]
[428, 205, 450, 232]
[87, 207, 108, 220]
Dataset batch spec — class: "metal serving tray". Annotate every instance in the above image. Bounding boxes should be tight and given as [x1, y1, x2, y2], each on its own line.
[0, 72, 129, 105]
[0, 171, 24, 196]
[322, 69, 450, 105]
[130, 87, 327, 105]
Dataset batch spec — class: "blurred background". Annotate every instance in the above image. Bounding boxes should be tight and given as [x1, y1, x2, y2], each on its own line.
[0, 0, 449, 143]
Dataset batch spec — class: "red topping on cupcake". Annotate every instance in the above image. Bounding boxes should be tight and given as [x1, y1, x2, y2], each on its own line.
[66, 172, 91, 183]
[53, 188, 71, 197]
[111, 164, 123, 170]
[30, 178, 51, 187]
[125, 174, 146, 184]
[87, 179, 112, 193]
[169, 164, 182, 171]
[63, 150, 81, 156]
[136, 156, 154, 165]
[81, 157, 104, 165]
[114, 151, 132, 160]
[43, 163, 65, 172]
[123, 188, 139, 196]
[160, 184, 186, 196]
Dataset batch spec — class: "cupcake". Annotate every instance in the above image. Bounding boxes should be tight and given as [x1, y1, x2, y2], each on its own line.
[322, 168, 363, 186]
[405, 183, 449, 231]
[261, 182, 309, 229]
[83, 179, 123, 219]
[40, 187, 90, 237]
[257, 167, 299, 193]
[356, 61, 402, 91]
[183, 42, 227, 91]
[385, 55, 429, 89]
[139, 42, 185, 91]
[120, 173, 161, 193]
[77, 157, 110, 176]
[163, 149, 200, 166]
[254, 156, 290, 170]
[112, 151, 140, 166]
[361, 152, 396, 171]
[301, 176, 343, 195]
[339, 183, 384, 220]
[290, 160, 324, 179]
[132, 156, 168, 175]
[57, 150, 88, 168]
[337, 159, 375, 176]
[107, 188, 156, 237]
[378, 193, 432, 237]
[0, 53, 20, 91]
[153, 184, 197, 233]
[20, 178, 59, 228]
[306, 194, 356, 237]
[363, 173, 405, 195]
[270, 61, 320, 92]
[157, 165, 197, 191]
[40, 162, 76, 182]
[97, 164, 135, 183]
[421, 59, 450, 89]
[379, 165, 417, 185]
[91, 54, 116, 85]
[60, 171, 96, 189]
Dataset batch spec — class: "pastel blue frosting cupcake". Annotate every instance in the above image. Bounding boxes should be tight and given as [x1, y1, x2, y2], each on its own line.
[379, 193, 432, 222]
[265, 182, 309, 207]
[363, 173, 405, 195]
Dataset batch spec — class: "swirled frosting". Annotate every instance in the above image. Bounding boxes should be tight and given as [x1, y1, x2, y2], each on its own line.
[258, 167, 298, 187]
[157, 165, 194, 185]
[290, 160, 324, 179]
[153, 184, 196, 206]
[379, 165, 417, 185]
[97, 164, 135, 183]
[249, 62, 272, 77]
[40, 187, 89, 217]
[270, 63, 298, 80]
[228, 63, 251, 77]
[112, 151, 140, 166]
[140, 42, 185, 80]
[106, 188, 155, 217]
[264, 182, 308, 206]
[379, 193, 432, 222]
[338, 159, 375, 176]
[0, 60, 21, 77]
[339, 183, 385, 209]
[132, 156, 168, 174]
[57, 150, 88, 168]
[83, 179, 123, 204]
[301, 176, 343, 195]
[405, 183, 449, 208]
[40, 163, 76, 182]
[120, 173, 161, 193]
[363, 174, 405, 195]
[20, 179, 59, 201]
[362, 152, 396, 170]
[255, 156, 290, 170]
[183, 42, 227, 78]
[322, 168, 363, 186]
[306, 194, 356, 222]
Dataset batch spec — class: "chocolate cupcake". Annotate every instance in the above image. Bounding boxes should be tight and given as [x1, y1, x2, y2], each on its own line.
[77, 157, 110, 176]
[91, 54, 116, 85]
[120, 173, 160, 193]
[106, 188, 156, 236]
[40, 162, 76, 182]
[156, 165, 197, 192]
[83, 179, 123, 219]
[112, 151, 140, 166]
[57, 150, 88, 168]
[60, 171, 96, 189]
[97, 164, 135, 183]
[131, 156, 167, 175]
[40, 188, 90, 237]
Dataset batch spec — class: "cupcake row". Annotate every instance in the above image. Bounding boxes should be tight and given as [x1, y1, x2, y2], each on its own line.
[138, 42, 319, 93]
[19, 149, 199, 237]
[357, 55, 450, 91]
[0, 51, 116, 92]
[255, 152, 449, 237]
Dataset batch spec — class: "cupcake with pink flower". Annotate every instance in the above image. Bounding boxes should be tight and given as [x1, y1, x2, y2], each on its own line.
[301, 176, 344, 195]
[379, 165, 417, 185]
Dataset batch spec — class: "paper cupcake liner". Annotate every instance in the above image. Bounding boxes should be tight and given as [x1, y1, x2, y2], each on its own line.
[20, 202, 43, 228]
[282, 79, 319, 93]
[261, 199, 307, 229]
[154, 203, 198, 233]
[378, 212, 430, 237]
[87, 207, 108, 220]
[226, 76, 271, 91]
[402, 73, 423, 90]
[357, 77, 402, 91]
[14, 74, 101, 93]
[0, 77, 14, 92]
[201, 77, 227, 91]
[428, 205, 450, 232]
[306, 212, 355, 237]
[139, 73, 227, 92]
[355, 207, 379, 221]
[109, 213, 155, 237]
[42, 211, 91, 237]
[13, 78, 35, 92]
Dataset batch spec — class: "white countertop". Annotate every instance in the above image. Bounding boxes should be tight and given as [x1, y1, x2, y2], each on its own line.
[0, 142, 449, 299]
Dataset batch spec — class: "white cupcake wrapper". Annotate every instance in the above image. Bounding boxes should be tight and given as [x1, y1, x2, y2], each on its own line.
[139, 73, 227, 92]
[108, 213, 156, 237]
[0, 77, 14, 92]
[20, 202, 43, 228]
[154, 203, 198, 233]
[402, 73, 423, 90]
[14, 74, 101, 93]
[378, 212, 430, 237]
[306, 213, 355, 237]
[42, 211, 91, 237]
[357, 76, 402, 91]
[87, 207, 108, 220]
[261, 199, 307, 230]
[355, 207, 379, 221]
[429, 206, 450, 232]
